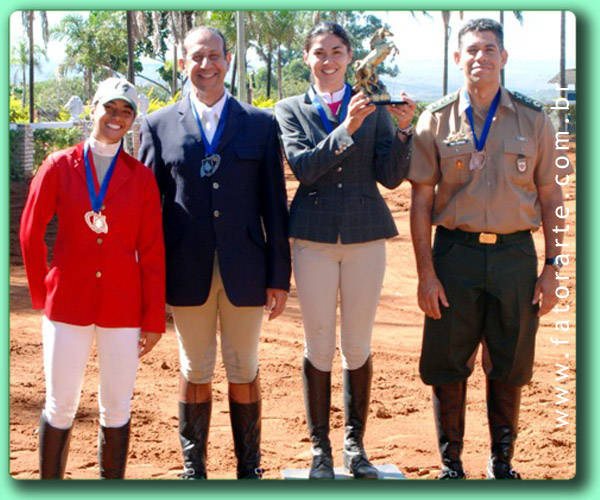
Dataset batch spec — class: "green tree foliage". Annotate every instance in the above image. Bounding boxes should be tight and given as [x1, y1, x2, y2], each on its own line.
[33, 128, 83, 170]
[34, 78, 87, 118]
[10, 94, 29, 123]
[52, 11, 132, 100]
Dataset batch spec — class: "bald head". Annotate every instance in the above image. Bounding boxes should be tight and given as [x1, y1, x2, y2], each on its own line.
[182, 26, 228, 59]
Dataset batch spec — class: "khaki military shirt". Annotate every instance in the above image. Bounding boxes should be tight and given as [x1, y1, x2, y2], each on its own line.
[407, 87, 573, 233]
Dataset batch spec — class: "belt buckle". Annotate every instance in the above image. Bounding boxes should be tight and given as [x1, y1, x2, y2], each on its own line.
[479, 232, 497, 244]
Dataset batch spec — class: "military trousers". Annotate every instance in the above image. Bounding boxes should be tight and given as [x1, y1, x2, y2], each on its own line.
[420, 226, 540, 387]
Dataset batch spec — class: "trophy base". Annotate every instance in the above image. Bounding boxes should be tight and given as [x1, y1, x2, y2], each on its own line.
[369, 94, 407, 105]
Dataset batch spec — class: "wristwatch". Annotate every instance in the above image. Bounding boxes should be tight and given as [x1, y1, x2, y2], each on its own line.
[397, 124, 413, 137]
[545, 256, 564, 273]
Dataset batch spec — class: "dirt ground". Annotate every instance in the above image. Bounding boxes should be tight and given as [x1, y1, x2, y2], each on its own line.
[9, 144, 576, 480]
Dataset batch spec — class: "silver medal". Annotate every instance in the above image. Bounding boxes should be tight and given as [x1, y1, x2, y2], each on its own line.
[469, 151, 486, 170]
[85, 210, 108, 234]
[200, 154, 221, 178]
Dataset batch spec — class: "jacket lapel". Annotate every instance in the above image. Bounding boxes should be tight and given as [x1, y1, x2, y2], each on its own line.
[178, 95, 206, 156]
[216, 97, 244, 153]
[104, 152, 134, 200]
[305, 87, 346, 133]
[71, 141, 133, 205]
[72, 142, 88, 187]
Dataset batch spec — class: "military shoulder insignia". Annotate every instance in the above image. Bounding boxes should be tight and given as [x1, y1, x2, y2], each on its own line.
[427, 91, 460, 113]
[508, 91, 544, 112]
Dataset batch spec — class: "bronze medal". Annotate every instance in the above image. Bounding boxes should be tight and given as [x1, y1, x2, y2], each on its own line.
[469, 151, 486, 170]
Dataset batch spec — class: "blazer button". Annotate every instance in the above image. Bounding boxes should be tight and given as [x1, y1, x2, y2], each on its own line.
[213, 182, 219, 189]
[101, 205, 106, 211]
[337, 183, 343, 188]
[95, 271, 102, 278]
[213, 210, 220, 218]
[336, 167, 342, 173]
[97, 238, 103, 244]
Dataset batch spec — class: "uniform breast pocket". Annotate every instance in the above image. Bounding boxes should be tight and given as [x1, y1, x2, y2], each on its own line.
[503, 139, 535, 187]
[438, 141, 474, 184]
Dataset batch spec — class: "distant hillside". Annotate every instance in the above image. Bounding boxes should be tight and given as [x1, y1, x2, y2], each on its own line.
[21, 57, 571, 105]
[384, 58, 571, 104]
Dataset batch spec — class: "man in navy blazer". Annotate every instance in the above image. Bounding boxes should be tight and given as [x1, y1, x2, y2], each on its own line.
[139, 26, 290, 479]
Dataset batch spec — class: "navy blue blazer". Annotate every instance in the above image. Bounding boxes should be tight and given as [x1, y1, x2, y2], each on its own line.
[275, 88, 411, 243]
[139, 94, 291, 307]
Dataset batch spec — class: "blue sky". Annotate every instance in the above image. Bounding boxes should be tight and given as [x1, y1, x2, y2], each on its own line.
[9, 10, 576, 101]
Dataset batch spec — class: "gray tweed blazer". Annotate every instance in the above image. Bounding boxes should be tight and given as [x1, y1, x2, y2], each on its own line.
[275, 88, 411, 244]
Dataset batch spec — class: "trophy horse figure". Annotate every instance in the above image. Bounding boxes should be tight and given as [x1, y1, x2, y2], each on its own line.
[353, 28, 399, 100]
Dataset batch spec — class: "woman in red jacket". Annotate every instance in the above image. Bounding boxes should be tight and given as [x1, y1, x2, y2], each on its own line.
[20, 78, 166, 479]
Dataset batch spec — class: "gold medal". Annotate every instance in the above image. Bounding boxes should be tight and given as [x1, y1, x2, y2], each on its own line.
[85, 210, 108, 234]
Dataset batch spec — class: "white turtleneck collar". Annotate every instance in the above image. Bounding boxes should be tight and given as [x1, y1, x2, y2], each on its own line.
[87, 136, 122, 157]
[315, 85, 347, 104]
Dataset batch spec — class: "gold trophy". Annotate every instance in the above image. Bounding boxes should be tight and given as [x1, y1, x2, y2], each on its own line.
[353, 28, 404, 104]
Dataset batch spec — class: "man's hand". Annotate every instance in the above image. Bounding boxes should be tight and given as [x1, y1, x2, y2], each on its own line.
[417, 272, 450, 320]
[139, 331, 161, 358]
[265, 288, 288, 321]
[532, 266, 559, 316]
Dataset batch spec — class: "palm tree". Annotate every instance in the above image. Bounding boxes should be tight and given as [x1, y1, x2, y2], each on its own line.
[235, 11, 247, 102]
[21, 11, 48, 122]
[247, 11, 275, 98]
[52, 13, 98, 100]
[267, 11, 301, 100]
[126, 11, 135, 84]
[52, 12, 131, 101]
[208, 11, 237, 93]
[499, 11, 523, 86]
[441, 11, 460, 96]
[10, 39, 47, 106]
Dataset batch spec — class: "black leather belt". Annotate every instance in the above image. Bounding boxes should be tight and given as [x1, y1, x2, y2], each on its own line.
[437, 226, 531, 245]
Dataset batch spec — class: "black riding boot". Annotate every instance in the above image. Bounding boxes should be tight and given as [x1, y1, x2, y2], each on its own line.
[342, 356, 378, 479]
[303, 358, 334, 479]
[99, 420, 130, 479]
[433, 381, 467, 479]
[179, 401, 211, 479]
[486, 379, 522, 479]
[229, 398, 262, 479]
[39, 412, 72, 479]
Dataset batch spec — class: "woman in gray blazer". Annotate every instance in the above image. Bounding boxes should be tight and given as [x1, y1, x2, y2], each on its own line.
[275, 22, 415, 479]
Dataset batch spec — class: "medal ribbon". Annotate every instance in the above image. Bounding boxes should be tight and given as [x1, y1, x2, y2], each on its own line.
[309, 83, 352, 134]
[463, 88, 501, 151]
[83, 140, 121, 212]
[191, 93, 230, 156]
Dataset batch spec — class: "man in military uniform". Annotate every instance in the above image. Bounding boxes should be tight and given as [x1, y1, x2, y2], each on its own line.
[407, 18, 572, 479]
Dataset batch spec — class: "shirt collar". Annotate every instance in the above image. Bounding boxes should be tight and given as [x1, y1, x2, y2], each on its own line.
[190, 90, 228, 119]
[315, 85, 347, 105]
[458, 86, 516, 116]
